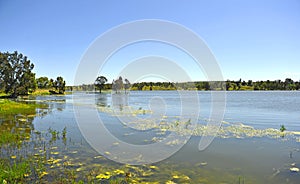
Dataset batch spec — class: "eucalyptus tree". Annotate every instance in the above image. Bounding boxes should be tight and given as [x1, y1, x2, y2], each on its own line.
[95, 76, 108, 93]
[36, 77, 49, 89]
[0, 51, 36, 97]
[54, 76, 66, 94]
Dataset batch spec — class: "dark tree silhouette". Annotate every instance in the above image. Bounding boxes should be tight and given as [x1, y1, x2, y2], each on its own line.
[95, 76, 108, 93]
[124, 78, 131, 93]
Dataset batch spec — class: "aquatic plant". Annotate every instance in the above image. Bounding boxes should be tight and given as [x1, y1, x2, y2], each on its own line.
[280, 125, 286, 132]
[48, 127, 59, 140]
[1, 98, 299, 183]
[238, 176, 245, 184]
[0, 131, 21, 147]
[62, 127, 67, 139]
[0, 158, 31, 183]
[0, 99, 43, 116]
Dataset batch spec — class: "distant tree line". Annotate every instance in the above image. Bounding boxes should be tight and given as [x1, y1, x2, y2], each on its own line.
[112, 76, 130, 93]
[36, 76, 66, 94]
[0, 51, 66, 97]
[131, 81, 226, 90]
[72, 77, 300, 91]
[225, 78, 300, 91]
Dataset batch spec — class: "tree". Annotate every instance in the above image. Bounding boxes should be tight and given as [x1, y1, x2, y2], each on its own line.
[94, 76, 108, 93]
[112, 76, 124, 93]
[36, 77, 49, 89]
[124, 78, 131, 93]
[54, 76, 66, 94]
[49, 79, 54, 88]
[0, 51, 36, 97]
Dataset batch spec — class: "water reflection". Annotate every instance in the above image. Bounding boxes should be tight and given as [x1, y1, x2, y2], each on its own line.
[52, 100, 66, 111]
[1, 92, 300, 183]
[0, 101, 49, 156]
[95, 94, 108, 107]
[112, 93, 128, 111]
[33, 95, 67, 113]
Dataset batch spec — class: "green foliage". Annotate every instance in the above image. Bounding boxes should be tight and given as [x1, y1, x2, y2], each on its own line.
[131, 82, 177, 91]
[280, 125, 286, 132]
[71, 78, 300, 91]
[0, 51, 36, 97]
[36, 77, 49, 89]
[54, 76, 66, 94]
[30, 89, 51, 96]
[0, 99, 41, 115]
[48, 127, 59, 140]
[239, 86, 254, 91]
[227, 78, 300, 91]
[0, 158, 31, 183]
[36, 76, 66, 95]
[0, 131, 21, 146]
[62, 127, 67, 139]
[95, 76, 108, 93]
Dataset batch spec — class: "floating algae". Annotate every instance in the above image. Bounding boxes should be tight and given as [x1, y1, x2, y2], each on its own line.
[97, 105, 152, 117]
[149, 165, 158, 170]
[290, 167, 300, 172]
[171, 172, 190, 183]
[96, 173, 111, 179]
[114, 169, 125, 175]
[98, 104, 300, 142]
[166, 181, 176, 184]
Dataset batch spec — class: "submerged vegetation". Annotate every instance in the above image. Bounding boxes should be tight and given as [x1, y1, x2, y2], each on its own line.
[3, 96, 297, 183]
[1, 94, 300, 183]
[97, 105, 300, 142]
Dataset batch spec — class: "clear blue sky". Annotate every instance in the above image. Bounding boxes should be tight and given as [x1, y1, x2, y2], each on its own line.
[0, 0, 299, 85]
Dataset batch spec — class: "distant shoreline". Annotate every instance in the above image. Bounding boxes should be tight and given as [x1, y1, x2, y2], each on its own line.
[70, 78, 300, 91]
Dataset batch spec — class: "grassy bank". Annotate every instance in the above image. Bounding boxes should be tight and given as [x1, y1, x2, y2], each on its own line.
[29, 89, 51, 96]
[0, 99, 43, 115]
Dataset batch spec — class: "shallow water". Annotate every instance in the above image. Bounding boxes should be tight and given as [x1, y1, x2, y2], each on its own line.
[1, 91, 300, 183]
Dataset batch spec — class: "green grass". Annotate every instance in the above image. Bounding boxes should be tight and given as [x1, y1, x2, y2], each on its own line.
[0, 92, 9, 97]
[0, 99, 42, 115]
[0, 131, 22, 146]
[239, 86, 254, 90]
[1, 88, 67, 97]
[0, 158, 31, 183]
[29, 89, 51, 96]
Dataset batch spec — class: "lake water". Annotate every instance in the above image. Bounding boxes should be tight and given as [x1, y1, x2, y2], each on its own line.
[2, 91, 300, 183]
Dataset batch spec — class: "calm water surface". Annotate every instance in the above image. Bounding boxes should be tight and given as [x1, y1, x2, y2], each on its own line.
[3, 91, 300, 183]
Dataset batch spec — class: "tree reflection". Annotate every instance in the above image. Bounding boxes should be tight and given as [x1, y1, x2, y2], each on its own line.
[112, 93, 128, 111]
[95, 94, 108, 107]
